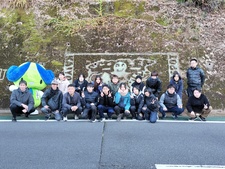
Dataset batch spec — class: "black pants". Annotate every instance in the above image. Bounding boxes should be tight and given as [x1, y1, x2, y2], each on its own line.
[81, 105, 97, 121]
[10, 103, 35, 118]
[62, 106, 82, 117]
[130, 105, 138, 118]
[187, 85, 201, 97]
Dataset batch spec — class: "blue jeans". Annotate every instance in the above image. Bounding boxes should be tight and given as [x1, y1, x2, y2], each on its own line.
[97, 105, 115, 118]
[41, 107, 61, 121]
[141, 108, 158, 123]
[159, 106, 184, 117]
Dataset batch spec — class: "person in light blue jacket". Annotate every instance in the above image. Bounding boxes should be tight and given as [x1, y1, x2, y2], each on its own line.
[114, 83, 130, 121]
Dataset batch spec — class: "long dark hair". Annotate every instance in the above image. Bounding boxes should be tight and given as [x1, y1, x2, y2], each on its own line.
[94, 75, 102, 90]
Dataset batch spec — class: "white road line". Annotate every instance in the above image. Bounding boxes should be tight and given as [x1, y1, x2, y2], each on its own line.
[1, 119, 225, 123]
[155, 164, 225, 169]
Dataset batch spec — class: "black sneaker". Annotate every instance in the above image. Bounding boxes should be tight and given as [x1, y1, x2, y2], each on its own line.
[12, 118, 17, 122]
[188, 116, 198, 121]
[199, 115, 206, 121]
[45, 116, 50, 121]
[161, 113, 167, 119]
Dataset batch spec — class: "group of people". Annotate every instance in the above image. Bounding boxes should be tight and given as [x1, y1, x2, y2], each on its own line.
[9, 58, 212, 122]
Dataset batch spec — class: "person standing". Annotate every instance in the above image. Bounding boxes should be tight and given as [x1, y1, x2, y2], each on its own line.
[62, 84, 82, 121]
[93, 75, 104, 95]
[41, 79, 63, 121]
[108, 74, 121, 96]
[169, 71, 183, 100]
[57, 72, 70, 94]
[10, 80, 35, 122]
[130, 75, 145, 94]
[186, 58, 205, 97]
[73, 73, 88, 95]
[186, 88, 212, 121]
[146, 71, 162, 98]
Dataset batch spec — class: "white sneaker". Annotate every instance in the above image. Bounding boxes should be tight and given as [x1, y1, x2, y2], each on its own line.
[100, 118, 106, 122]
[91, 119, 97, 123]
[63, 116, 67, 121]
[74, 115, 79, 120]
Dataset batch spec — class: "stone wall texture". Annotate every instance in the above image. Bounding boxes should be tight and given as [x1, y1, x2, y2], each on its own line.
[0, 0, 224, 111]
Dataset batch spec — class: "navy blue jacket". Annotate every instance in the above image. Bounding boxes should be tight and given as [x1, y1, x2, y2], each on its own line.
[187, 67, 205, 87]
[81, 90, 99, 108]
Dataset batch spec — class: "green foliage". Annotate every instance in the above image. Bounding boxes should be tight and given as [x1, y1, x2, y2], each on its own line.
[9, 0, 31, 9]
[114, 0, 145, 17]
[95, 0, 104, 17]
[150, 6, 160, 12]
[156, 16, 169, 26]
[47, 17, 99, 36]
[0, 9, 49, 57]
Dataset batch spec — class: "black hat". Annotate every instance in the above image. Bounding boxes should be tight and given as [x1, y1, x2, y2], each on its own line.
[135, 75, 142, 80]
[167, 84, 175, 89]
[87, 83, 94, 87]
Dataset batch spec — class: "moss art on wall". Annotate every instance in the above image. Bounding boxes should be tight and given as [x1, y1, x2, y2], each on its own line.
[63, 52, 178, 87]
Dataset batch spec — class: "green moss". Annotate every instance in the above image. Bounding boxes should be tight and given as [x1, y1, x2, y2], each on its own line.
[114, 0, 145, 17]
[138, 14, 154, 21]
[150, 6, 160, 12]
[150, 32, 160, 39]
[46, 6, 58, 17]
[156, 16, 169, 26]
[51, 60, 63, 66]
[137, 2, 145, 14]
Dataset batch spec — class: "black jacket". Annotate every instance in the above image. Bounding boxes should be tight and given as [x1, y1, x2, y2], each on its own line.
[130, 93, 144, 113]
[98, 93, 115, 107]
[131, 81, 145, 92]
[73, 79, 88, 94]
[146, 77, 162, 97]
[187, 67, 205, 87]
[186, 94, 210, 113]
[143, 94, 159, 112]
[81, 90, 99, 108]
[41, 88, 63, 111]
[10, 88, 34, 112]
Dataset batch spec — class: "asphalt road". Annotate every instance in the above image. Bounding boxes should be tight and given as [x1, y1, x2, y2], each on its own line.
[0, 121, 225, 169]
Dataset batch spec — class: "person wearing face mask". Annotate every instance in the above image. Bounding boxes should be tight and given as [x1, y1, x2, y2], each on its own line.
[186, 58, 205, 97]
[10, 80, 35, 122]
[186, 88, 212, 121]
[146, 71, 162, 98]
